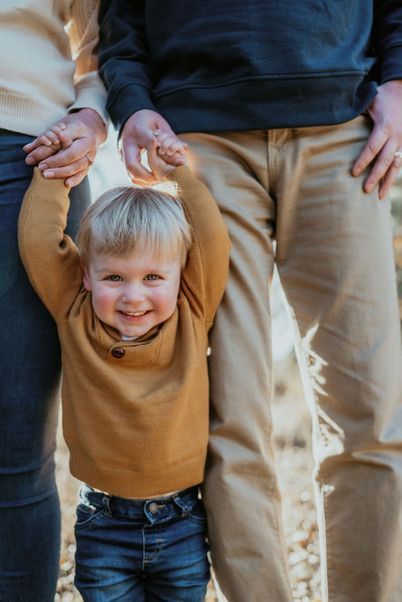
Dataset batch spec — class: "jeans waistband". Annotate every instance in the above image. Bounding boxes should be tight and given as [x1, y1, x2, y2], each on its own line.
[80, 485, 200, 524]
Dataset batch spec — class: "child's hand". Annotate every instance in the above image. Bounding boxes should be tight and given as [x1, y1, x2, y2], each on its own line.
[120, 109, 187, 185]
[24, 109, 106, 187]
[154, 130, 186, 164]
[24, 123, 73, 164]
[143, 130, 187, 184]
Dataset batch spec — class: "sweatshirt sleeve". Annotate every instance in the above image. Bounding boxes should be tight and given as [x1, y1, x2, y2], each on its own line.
[18, 169, 84, 321]
[67, 0, 108, 123]
[168, 166, 231, 327]
[373, 1, 402, 83]
[98, 0, 155, 132]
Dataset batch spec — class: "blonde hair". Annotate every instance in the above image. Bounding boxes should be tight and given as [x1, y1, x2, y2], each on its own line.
[77, 186, 192, 267]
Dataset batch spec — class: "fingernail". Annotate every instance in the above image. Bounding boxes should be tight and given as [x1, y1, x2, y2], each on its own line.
[25, 157, 34, 165]
[44, 170, 54, 178]
[38, 163, 48, 171]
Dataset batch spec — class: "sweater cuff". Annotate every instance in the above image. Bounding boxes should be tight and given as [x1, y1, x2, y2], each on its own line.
[107, 83, 156, 136]
[69, 72, 108, 125]
[378, 44, 402, 84]
[30, 167, 69, 197]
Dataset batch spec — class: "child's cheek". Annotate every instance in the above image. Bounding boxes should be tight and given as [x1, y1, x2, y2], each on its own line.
[93, 287, 117, 314]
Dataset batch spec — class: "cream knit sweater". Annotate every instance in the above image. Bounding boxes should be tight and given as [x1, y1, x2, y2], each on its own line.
[0, 0, 106, 135]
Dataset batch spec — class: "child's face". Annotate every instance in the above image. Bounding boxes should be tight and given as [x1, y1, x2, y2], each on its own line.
[83, 249, 181, 339]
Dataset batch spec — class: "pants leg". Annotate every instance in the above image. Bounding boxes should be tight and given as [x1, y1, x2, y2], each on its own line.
[182, 132, 293, 602]
[183, 120, 402, 602]
[275, 116, 402, 602]
[0, 129, 90, 601]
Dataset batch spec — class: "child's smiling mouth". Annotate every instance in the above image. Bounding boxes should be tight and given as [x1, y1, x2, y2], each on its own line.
[119, 310, 150, 319]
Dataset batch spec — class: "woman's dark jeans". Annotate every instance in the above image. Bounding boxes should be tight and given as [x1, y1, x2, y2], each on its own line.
[0, 128, 90, 600]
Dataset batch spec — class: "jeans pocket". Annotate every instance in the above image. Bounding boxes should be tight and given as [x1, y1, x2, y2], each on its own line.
[75, 502, 105, 529]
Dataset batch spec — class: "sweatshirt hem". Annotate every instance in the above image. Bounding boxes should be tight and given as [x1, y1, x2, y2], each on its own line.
[154, 74, 378, 133]
[70, 452, 206, 499]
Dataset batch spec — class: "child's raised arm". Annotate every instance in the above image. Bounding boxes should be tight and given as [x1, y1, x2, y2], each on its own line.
[18, 168, 83, 320]
[168, 166, 231, 327]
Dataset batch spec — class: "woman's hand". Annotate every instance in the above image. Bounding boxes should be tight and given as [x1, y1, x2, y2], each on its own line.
[24, 108, 107, 187]
[352, 80, 402, 200]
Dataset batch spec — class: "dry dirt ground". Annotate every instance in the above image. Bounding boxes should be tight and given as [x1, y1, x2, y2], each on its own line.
[55, 356, 321, 602]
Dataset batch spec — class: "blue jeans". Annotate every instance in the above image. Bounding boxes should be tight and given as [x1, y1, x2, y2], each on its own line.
[0, 128, 90, 601]
[74, 486, 210, 601]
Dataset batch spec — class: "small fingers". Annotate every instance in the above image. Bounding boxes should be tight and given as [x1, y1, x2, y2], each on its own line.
[158, 150, 186, 167]
[147, 139, 176, 180]
[154, 132, 187, 157]
[23, 121, 67, 153]
[58, 129, 74, 149]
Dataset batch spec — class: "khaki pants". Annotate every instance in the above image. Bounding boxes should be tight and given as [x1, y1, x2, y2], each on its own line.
[182, 117, 402, 602]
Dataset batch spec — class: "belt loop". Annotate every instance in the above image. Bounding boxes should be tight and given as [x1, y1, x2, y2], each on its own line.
[102, 494, 112, 515]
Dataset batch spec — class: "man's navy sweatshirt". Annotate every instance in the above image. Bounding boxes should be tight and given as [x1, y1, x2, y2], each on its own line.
[98, 1, 402, 133]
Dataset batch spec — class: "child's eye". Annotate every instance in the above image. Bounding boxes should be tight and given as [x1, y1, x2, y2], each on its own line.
[144, 274, 160, 281]
[105, 274, 122, 282]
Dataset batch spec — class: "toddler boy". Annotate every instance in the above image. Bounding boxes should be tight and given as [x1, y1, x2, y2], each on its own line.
[18, 156, 230, 601]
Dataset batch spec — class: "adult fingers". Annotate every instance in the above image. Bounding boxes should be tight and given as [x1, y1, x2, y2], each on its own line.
[38, 138, 92, 170]
[352, 123, 388, 178]
[362, 138, 398, 194]
[378, 153, 402, 200]
[64, 168, 88, 188]
[121, 139, 156, 184]
[25, 144, 61, 165]
[42, 155, 91, 179]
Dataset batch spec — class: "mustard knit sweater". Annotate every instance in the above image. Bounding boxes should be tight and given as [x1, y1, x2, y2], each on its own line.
[0, 0, 106, 135]
[18, 167, 230, 497]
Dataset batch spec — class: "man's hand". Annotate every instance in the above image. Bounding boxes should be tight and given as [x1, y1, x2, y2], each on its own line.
[24, 109, 107, 187]
[352, 80, 402, 200]
[120, 109, 187, 184]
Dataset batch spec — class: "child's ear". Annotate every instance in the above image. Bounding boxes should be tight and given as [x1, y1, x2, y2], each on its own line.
[81, 260, 91, 291]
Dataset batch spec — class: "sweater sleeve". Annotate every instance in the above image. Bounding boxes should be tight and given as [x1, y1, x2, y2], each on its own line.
[67, 0, 108, 123]
[168, 166, 231, 327]
[373, 0, 402, 83]
[18, 169, 84, 321]
[98, 0, 155, 132]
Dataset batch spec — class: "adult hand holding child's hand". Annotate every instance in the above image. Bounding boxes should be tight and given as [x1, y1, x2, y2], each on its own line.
[120, 109, 187, 185]
[24, 108, 107, 187]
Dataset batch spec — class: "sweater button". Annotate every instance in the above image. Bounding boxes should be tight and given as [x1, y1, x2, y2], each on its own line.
[111, 347, 125, 358]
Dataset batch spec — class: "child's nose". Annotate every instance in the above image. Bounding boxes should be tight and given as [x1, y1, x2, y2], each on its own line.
[122, 283, 145, 303]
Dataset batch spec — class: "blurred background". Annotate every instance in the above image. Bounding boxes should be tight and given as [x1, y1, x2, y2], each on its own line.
[54, 128, 402, 602]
